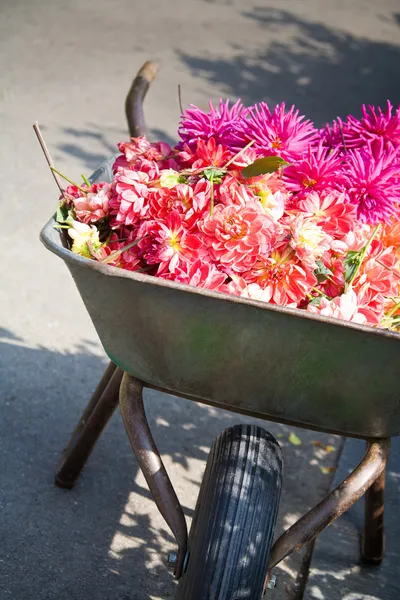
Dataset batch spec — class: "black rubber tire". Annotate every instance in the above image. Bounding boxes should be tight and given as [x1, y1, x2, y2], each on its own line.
[175, 424, 283, 600]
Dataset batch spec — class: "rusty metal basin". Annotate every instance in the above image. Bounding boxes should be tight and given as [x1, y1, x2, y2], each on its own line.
[40, 213, 400, 440]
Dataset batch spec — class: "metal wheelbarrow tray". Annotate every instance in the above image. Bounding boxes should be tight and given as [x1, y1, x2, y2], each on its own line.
[41, 216, 400, 440]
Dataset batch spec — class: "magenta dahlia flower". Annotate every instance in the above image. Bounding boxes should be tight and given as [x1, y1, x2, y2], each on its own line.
[340, 142, 400, 223]
[178, 99, 248, 148]
[232, 102, 318, 161]
[322, 102, 400, 152]
[344, 102, 400, 150]
[283, 143, 343, 197]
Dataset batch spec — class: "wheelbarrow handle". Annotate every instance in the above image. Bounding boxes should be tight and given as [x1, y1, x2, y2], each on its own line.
[125, 60, 159, 138]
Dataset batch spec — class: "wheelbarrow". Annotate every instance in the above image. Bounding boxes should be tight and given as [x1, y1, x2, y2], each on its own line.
[40, 62, 399, 599]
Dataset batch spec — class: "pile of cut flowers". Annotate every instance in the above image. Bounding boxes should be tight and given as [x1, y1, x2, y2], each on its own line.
[54, 100, 400, 331]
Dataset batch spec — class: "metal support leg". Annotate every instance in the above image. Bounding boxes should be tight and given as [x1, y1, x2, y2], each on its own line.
[55, 364, 123, 489]
[362, 462, 386, 564]
[264, 438, 390, 592]
[119, 373, 188, 579]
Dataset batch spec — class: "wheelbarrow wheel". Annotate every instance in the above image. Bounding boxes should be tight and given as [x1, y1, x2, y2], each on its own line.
[175, 424, 283, 599]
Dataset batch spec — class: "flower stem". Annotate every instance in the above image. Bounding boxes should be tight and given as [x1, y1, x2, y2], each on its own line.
[209, 180, 215, 216]
[51, 167, 88, 193]
[100, 236, 145, 264]
[346, 224, 380, 289]
[81, 174, 91, 187]
[376, 259, 400, 280]
[224, 140, 255, 168]
[387, 299, 400, 318]
[33, 121, 65, 197]
[311, 286, 329, 298]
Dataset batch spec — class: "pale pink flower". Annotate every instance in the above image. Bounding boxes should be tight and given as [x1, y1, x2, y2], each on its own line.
[199, 203, 276, 272]
[307, 289, 367, 324]
[110, 169, 149, 226]
[162, 259, 228, 292]
[73, 183, 111, 224]
[113, 137, 172, 171]
[219, 176, 256, 207]
[289, 215, 333, 269]
[297, 192, 356, 237]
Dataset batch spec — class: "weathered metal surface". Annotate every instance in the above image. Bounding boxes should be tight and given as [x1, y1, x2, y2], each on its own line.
[41, 217, 400, 439]
[362, 461, 386, 564]
[125, 60, 159, 138]
[266, 438, 390, 574]
[55, 364, 123, 488]
[119, 373, 188, 578]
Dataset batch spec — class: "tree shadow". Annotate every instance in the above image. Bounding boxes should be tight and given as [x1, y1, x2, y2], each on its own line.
[0, 330, 340, 599]
[178, 8, 400, 125]
[54, 123, 126, 172]
[54, 123, 177, 172]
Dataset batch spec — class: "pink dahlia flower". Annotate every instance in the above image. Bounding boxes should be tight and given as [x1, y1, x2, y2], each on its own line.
[110, 169, 149, 226]
[284, 143, 343, 198]
[297, 192, 356, 237]
[178, 99, 248, 148]
[219, 176, 256, 208]
[289, 215, 333, 269]
[179, 137, 232, 169]
[244, 245, 317, 306]
[232, 102, 318, 162]
[69, 183, 111, 224]
[162, 259, 228, 293]
[199, 203, 275, 272]
[307, 289, 368, 324]
[146, 211, 203, 274]
[340, 142, 400, 223]
[113, 137, 172, 171]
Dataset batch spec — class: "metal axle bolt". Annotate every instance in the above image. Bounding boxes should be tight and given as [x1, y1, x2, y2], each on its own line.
[167, 551, 177, 568]
[267, 574, 277, 589]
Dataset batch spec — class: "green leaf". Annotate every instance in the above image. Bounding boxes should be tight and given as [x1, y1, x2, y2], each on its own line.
[56, 202, 69, 224]
[314, 260, 333, 283]
[308, 296, 322, 307]
[203, 167, 226, 184]
[343, 250, 361, 283]
[288, 432, 302, 446]
[242, 156, 289, 179]
[56, 202, 75, 225]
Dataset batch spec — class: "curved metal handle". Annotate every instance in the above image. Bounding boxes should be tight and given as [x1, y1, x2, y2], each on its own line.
[125, 61, 159, 137]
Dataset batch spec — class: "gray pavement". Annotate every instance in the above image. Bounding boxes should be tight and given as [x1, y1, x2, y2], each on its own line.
[304, 437, 400, 600]
[1, 1, 399, 599]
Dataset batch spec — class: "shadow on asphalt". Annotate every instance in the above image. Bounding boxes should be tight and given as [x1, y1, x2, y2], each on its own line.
[179, 7, 400, 125]
[0, 330, 340, 599]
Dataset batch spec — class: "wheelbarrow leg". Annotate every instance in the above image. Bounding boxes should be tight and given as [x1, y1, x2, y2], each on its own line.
[55, 363, 123, 489]
[119, 373, 188, 579]
[362, 457, 386, 565]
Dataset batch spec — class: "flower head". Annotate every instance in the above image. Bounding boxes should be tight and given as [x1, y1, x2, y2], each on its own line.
[244, 245, 317, 306]
[232, 102, 318, 161]
[340, 142, 400, 223]
[199, 203, 275, 272]
[179, 99, 248, 148]
[162, 259, 228, 293]
[146, 211, 203, 274]
[307, 289, 367, 324]
[71, 183, 111, 224]
[284, 143, 343, 198]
